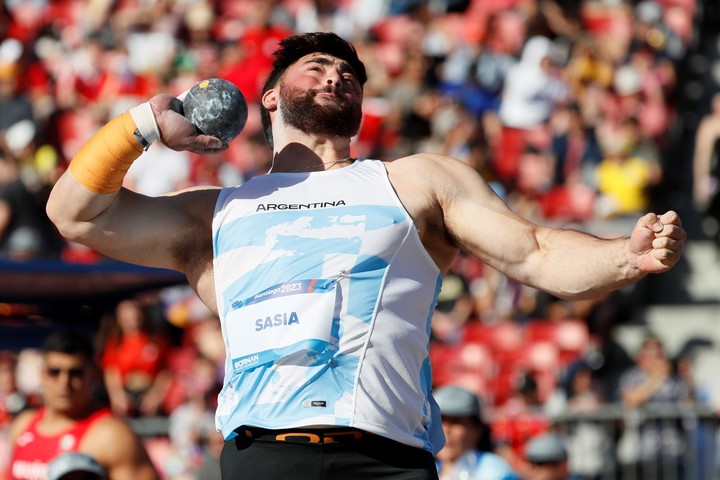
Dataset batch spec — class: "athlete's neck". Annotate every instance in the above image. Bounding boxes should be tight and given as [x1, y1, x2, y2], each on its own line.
[270, 138, 353, 173]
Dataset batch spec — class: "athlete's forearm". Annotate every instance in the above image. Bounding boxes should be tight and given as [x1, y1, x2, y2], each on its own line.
[47, 106, 156, 241]
[522, 226, 643, 300]
[69, 111, 145, 194]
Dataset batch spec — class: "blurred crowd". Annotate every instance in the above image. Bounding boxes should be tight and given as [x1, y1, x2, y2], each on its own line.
[0, 0, 710, 478]
[0, 0, 698, 260]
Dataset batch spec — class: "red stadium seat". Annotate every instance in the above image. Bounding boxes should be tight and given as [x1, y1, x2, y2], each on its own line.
[430, 341, 494, 398]
[525, 319, 590, 366]
[463, 321, 525, 353]
[461, 321, 490, 345]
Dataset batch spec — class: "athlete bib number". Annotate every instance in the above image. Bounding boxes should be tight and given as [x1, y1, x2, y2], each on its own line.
[226, 279, 338, 371]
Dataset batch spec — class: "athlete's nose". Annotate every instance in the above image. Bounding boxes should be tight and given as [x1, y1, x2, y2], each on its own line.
[325, 68, 342, 86]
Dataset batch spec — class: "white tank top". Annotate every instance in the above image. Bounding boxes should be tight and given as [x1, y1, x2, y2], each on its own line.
[212, 159, 445, 453]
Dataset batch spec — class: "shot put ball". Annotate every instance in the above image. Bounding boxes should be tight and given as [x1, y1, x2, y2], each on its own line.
[183, 78, 248, 144]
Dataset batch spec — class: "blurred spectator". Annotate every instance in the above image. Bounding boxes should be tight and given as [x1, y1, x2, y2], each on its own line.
[619, 336, 692, 407]
[13, 348, 43, 409]
[618, 335, 692, 480]
[124, 142, 192, 197]
[166, 355, 221, 478]
[495, 35, 569, 185]
[222, 1, 292, 104]
[693, 91, 720, 247]
[578, 293, 636, 403]
[99, 299, 172, 418]
[564, 36, 614, 99]
[295, 0, 360, 40]
[539, 101, 600, 221]
[8, 330, 159, 480]
[431, 271, 473, 344]
[632, 0, 686, 62]
[621, 116, 663, 186]
[0, 351, 27, 480]
[468, 264, 537, 323]
[674, 338, 715, 405]
[548, 103, 601, 186]
[516, 145, 555, 199]
[0, 39, 33, 132]
[383, 51, 432, 156]
[491, 373, 550, 475]
[524, 432, 569, 480]
[196, 431, 223, 480]
[0, 120, 62, 261]
[594, 121, 654, 218]
[0, 351, 27, 426]
[472, 10, 523, 115]
[434, 385, 519, 480]
[673, 338, 718, 480]
[545, 360, 612, 480]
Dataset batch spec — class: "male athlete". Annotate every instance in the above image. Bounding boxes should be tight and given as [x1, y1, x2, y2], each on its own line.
[46, 32, 685, 479]
[8, 331, 159, 480]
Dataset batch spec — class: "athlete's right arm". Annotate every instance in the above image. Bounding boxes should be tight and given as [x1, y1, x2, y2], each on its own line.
[46, 94, 226, 273]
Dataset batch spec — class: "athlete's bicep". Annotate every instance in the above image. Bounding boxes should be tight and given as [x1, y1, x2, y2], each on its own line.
[432, 156, 542, 280]
[51, 171, 218, 272]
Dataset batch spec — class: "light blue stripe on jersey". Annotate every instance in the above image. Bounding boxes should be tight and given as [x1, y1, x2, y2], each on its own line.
[417, 273, 444, 451]
[215, 205, 405, 316]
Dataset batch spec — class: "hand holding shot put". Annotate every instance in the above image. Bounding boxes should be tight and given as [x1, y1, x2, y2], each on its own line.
[150, 76, 248, 153]
[147, 94, 227, 153]
[46, 32, 686, 480]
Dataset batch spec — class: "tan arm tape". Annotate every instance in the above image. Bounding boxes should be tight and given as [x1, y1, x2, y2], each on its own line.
[68, 111, 144, 194]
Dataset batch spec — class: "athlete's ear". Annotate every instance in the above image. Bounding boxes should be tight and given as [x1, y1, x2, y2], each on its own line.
[262, 89, 278, 112]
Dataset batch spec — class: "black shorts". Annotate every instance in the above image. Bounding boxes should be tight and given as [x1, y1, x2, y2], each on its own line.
[220, 427, 439, 480]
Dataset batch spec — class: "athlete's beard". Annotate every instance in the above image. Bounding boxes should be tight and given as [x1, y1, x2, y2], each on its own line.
[279, 82, 362, 138]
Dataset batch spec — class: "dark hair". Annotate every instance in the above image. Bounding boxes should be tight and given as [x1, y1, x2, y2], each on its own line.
[42, 330, 96, 362]
[474, 417, 495, 453]
[260, 32, 367, 149]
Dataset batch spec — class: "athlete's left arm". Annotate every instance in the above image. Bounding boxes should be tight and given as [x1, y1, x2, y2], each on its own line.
[417, 154, 686, 300]
[82, 416, 160, 480]
[6, 409, 37, 474]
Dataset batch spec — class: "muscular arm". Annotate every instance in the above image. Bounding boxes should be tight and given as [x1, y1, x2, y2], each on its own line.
[46, 95, 224, 309]
[401, 154, 685, 300]
[82, 416, 160, 480]
[48, 176, 216, 269]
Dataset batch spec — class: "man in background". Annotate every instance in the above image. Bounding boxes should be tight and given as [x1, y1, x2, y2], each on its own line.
[434, 385, 519, 479]
[7, 330, 159, 480]
[524, 433, 568, 480]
